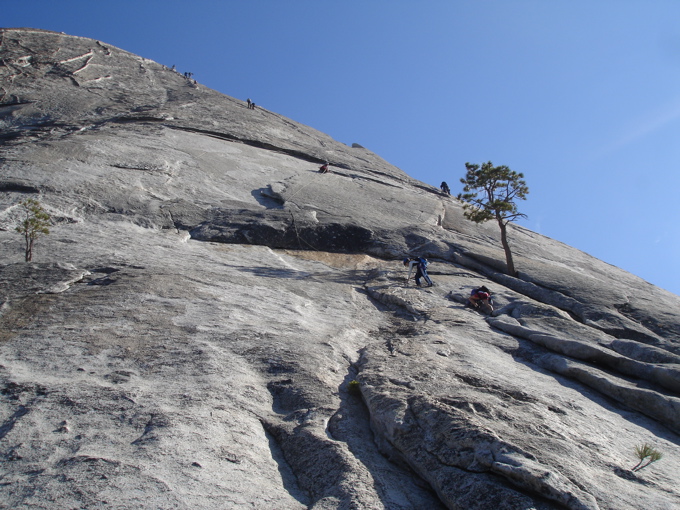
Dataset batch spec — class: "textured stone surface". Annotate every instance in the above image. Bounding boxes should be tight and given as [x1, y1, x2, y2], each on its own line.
[1, 28, 679, 509]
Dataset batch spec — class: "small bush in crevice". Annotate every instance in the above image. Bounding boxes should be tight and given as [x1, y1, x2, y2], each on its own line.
[347, 380, 361, 396]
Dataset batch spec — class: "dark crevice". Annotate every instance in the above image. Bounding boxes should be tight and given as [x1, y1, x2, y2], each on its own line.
[167, 125, 327, 164]
[0, 130, 26, 142]
[0, 100, 33, 108]
[0, 121, 81, 143]
[112, 116, 167, 123]
[191, 212, 376, 254]
[0, 405, 29, 440]
[260, 420, 311, 507]
[599, 327, 665, 346]
[328, 363, 447, 509]
[615, 302, 680, 342]
[0, 180, 40, 193]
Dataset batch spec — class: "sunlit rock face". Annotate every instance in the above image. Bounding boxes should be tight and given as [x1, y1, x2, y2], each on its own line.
[1, 28, 679, 510]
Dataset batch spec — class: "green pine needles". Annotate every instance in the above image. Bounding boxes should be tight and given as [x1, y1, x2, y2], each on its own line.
[15, 198, 51, 262]
[632, 443, 663, 472]
[458, 161, 529, 277]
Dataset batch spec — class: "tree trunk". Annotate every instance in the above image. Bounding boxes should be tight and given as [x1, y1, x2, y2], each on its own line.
[497, 218, 516, 276]
[25, 235, 33, 262]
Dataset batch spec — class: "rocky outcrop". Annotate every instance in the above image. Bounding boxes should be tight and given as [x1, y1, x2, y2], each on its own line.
[1, 28, 679, 509]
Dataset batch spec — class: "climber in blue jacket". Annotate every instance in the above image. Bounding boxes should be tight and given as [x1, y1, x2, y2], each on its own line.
[403, 257, 433, 287]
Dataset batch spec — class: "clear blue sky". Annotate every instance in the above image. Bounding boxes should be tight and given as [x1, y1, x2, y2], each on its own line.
[6, 1, 680, 295]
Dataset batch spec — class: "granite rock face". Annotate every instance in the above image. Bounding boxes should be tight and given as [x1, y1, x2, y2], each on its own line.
[1, 28, 679, 509]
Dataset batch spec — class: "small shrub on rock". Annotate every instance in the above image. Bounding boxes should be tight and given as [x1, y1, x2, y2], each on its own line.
[348, 379, 361, 396]
[632, 443, 663, 472]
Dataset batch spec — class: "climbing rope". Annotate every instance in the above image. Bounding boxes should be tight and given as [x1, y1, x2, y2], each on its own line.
[289, 211, 319, 251]
[286, 166, 327, 201]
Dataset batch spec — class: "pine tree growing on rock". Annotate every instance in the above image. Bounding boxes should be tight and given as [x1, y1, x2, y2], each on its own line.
[458, 161, 529, 276]
[15, 198, 51, 262]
